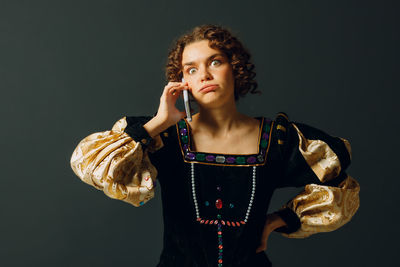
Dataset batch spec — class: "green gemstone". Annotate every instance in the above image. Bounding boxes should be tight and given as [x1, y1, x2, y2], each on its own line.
[196, 153, 206, 161]
[260, 139, 267, 148]
[236, 157, 245, 164]
[219, 249, 223, 252]
[178, 120, 186, 128]
[217, 214, 221, 219]
[181, 135, 188, 144]
[264, 123, 270, 132]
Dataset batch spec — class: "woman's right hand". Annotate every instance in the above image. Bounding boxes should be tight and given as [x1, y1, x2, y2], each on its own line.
[155, 81, 193, 127]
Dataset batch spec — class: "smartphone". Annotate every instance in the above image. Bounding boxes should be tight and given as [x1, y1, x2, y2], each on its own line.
[181, 78, 192, 122]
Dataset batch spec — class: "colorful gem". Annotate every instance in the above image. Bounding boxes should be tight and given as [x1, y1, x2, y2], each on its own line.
[200, 220, 205, 224]
[210, 220, 214, 224]
[178, 120, 186, 128]
[214, 220, 218, 225]
[229, 203, 234, 208]
[260, 139, 268, 148]
[226, 157, 235, 164]
[240, 221, 246, 225]
[227, 221, 231, 226]
[236, 222, 240, 227]
[216, 199, 222, 209]
[205, 220, 209, 224]
[206, 155, 216, 162]
[196, 153, 206, 161]
[196, 218, 201, 221]
[181, 135, 188, 144]
[247, 156, 256, 164]
[185, 152, 195, 160]
[205, 201, 209, 206]
[217, 214, 221, 219]
[221, 220, 225, 225]
[236, 157, 245, 164]
[215, 155, 225, 163]
[231, 221, 236, 227]
[180, 128, 187, 135]
[219, 245, 223, 249]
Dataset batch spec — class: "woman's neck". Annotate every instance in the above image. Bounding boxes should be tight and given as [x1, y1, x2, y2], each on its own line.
[190, 107, 250, 139]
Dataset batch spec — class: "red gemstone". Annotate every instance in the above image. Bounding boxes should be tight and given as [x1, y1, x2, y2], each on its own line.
[221, 220, 225, 225]
[200, 220, 205, 224]
[218, 259, 223, 264]
[240, 221, 245, 225]
[227, 221, 231, 226]
[216, 199, 223, 209]
[219, 244, 223, 249]
[218, 231, 222, 235]
[205, 220, 209, 224]
[214, 220, 218, 224]
[231, 221, 236, 227]
[210, 220, 214, 224]
[196, 218, 201, 221]
[236, 222, 240, 227]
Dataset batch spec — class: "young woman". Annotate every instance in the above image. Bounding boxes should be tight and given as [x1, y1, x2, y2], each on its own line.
[70, 24, 360, 267]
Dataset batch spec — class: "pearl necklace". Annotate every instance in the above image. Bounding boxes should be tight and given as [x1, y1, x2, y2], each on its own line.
[190, 162, 257, 266]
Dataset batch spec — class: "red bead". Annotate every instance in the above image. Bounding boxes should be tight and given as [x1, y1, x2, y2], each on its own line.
[215, 199, 223, 209]
[236, 222, 240, 227]
[231, 221, 236, 227]
[196, 218, 201, 221]
[210, 220, 214, 224]
[240, 221, 246, 225]
[200, 220, 205, 224]
[205, 220, 209, 224]
[221, 220, 225, 225]
[227, 221, 231, 226]
[218, 259, 223, 263]
[218, 231, 222, 235]
[214, 220, 218, 224]
[219, 244, 223, 249]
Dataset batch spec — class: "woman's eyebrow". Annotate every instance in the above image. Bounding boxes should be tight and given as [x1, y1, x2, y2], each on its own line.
[183, 53, 224, 67]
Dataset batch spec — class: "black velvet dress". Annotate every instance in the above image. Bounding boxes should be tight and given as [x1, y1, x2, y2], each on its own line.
[70, 111, 359, 267]
[120, 112, 358, 267]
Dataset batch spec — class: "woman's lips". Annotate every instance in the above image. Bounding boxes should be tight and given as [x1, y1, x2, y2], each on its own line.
[200, 85, 218, 93]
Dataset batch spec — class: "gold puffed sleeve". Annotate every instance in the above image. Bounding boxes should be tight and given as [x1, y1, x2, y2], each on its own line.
[70, 116, 164, 207]
[273, 112, 360, 239]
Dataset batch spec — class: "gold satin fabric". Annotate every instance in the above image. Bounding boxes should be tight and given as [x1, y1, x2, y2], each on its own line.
[70, 117, 163, 207]
[278, 123, 360, 238]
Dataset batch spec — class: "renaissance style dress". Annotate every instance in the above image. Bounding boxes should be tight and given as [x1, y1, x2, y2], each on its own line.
[70, 112, 360, 267]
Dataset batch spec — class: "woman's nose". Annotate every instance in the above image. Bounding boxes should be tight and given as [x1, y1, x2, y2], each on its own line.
[200, 67, 213, 81]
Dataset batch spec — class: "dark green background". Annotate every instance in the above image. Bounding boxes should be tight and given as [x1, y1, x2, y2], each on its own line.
[1, 0, 397, 266]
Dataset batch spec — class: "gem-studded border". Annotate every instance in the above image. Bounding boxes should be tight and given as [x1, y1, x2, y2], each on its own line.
[175, 117, 274, 166]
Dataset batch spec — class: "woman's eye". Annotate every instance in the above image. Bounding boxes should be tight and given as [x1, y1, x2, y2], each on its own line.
[188, 68, 196, 74]
[211, 59, 221, 66]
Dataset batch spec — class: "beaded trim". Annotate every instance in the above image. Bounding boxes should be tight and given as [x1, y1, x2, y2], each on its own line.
[190, 162, 257, 266]
[176, 117, 274, 166]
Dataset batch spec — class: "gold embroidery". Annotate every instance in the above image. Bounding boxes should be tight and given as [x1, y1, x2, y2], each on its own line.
[277, 125, 286, 132]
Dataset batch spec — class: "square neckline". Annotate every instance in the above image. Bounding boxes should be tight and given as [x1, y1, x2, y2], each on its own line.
[176, 116, 273, 166]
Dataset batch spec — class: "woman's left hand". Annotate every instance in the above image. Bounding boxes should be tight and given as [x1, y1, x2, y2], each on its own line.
[256, 213, 287, 253]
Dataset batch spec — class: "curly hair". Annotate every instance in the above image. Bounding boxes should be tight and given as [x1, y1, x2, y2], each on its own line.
[165, 24, 261, 102]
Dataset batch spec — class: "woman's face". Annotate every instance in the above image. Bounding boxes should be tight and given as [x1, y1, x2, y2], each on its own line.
[181, 40, 235, 108]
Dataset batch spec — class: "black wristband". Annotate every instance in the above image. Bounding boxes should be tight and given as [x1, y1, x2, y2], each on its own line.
[124, 116, 154, 150]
